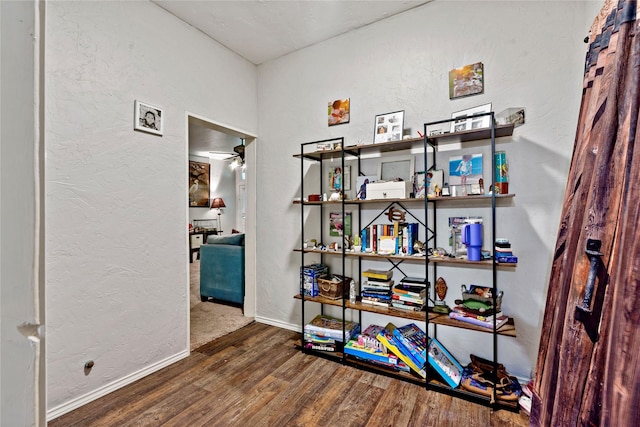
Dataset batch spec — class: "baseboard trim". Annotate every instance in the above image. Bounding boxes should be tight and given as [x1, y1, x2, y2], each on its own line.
[46, 349, 190, 421]
[255, 316, 300, 333]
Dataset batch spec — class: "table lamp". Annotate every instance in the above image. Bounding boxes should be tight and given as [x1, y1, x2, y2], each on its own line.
[210, 197, 226, 232]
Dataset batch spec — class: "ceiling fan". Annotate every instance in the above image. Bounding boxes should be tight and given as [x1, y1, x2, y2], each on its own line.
[209, 139, 245, 168]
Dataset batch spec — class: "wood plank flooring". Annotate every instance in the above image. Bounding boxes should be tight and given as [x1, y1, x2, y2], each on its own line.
[48, 323, 529, 426]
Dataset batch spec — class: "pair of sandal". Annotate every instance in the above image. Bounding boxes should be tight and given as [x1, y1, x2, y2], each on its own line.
[460, 354, 522, 403]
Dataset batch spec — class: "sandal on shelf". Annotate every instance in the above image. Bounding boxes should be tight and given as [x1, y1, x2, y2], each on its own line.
[461, 356, 523, 402]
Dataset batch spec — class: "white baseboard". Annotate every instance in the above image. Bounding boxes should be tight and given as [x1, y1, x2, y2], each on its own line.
[255, 316, 300, 333]
[46, 349, 190, 421]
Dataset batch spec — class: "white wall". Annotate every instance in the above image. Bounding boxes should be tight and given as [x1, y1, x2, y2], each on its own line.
[1, 1, 44, 425]
[256, 1, 593, 379]
[45, 0, 257, 416]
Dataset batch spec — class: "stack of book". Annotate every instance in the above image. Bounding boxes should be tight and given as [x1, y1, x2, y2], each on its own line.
[304, 314, 360, 353]
[360, 269, 393, 307]
[495, 239, 518, 263]
[343, 324, 410, 373]
[391, 277, 428, 311]
[449, 305, 509, 329]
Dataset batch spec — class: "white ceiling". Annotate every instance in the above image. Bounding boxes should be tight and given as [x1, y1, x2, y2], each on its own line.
[164, 0, 432, 156]
[153, 0, 432, 65]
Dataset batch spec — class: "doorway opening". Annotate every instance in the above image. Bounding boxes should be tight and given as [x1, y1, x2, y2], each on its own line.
[186, 113, 256, 351]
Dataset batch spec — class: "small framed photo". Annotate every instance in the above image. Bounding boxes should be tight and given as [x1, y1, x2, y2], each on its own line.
[355, 175, 378, 200]
[329, 166, 351, 191]
[450, 103, 492, 134]
[449, 62, 484, 99]
[449, 153, 483, 186]
[374, 110, 404, 143]
[328, 98, 350, 126]
[414, 169, 444, 198]
[134, 100, 163, 136]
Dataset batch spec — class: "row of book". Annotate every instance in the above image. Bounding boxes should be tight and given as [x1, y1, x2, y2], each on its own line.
[360, 222, 420, 255]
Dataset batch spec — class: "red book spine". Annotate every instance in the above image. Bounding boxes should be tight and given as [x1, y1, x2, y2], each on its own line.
[372, 224, 378, 252]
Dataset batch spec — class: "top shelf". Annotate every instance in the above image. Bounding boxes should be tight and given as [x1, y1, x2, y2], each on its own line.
[292, 124, 514, 161]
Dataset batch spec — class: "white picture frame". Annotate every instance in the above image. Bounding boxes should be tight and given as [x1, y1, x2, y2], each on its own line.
[134, 100, 163, 136]
[378, 156, 415, 182]
[374, 110, 404, 143]
[450, 103, 492, 134]
[329, 165, 351, 191]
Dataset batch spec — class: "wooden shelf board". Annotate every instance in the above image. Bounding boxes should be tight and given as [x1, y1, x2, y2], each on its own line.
[428, 123, 515, 144]
[293, 194, 514, 205]
[294, 294, 516, 337]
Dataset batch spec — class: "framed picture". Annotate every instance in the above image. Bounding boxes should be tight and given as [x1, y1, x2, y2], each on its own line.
[329, 211, 352, 236]
[449, 153, 483, 186]
[449, 62, 484, 99]
[355, 175, 378, 200]
[329, 166, 350, 191]
[188, 160, 210, 207]
[450, 103, 492, 134]
[378, 156, 414, 182]
[374, 110, 404, 143]
[134, 100, 163, 136]
[328, 98, 350, 126]
[414, 169, 444, 198]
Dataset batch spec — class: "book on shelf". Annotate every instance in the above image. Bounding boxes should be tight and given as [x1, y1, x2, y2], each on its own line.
[391, 302, 425, 312]
[344, 340, 400, 365]
[363, 269, 393, 281]
[451, 306, 503, 321]
[449, 311, 510, 330]
[304, 314, 360, 342]
[391, 294, 426, 305]
[393, 283, 427, 298]
[363, 279, 393, 290]
[400, 276, 429, 286]
[361, 298, 391, 308]
[304, 341, 343, 352]
[428, 337, 463, 388]
[376, 323, 426, 378]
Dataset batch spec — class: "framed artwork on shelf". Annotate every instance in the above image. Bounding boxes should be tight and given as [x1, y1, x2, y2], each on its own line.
[329, 166, 350, 191]
[450, 103, 492, 133]
[449, 153, 483, 186]
[329, 211, 352, 236]
[378, 156, 414, 182]
[188, 160, 210, 207]
[134, 100, 163, 136]
[414, 169, 444, 198]
[328, 98, 350, 126]
[374, 110, 404, 143]
[449, 62, 484, 99]
[355, 175, 378, 200]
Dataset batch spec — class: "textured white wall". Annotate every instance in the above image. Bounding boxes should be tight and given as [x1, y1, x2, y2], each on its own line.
[45, 0, 257, 414]
[1, 1, 43, 425]
[256, 1, 593, 379]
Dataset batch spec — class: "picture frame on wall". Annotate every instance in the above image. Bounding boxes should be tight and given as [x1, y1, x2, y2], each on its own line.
[449, 62, 484, 99]
[450, 103, 492, 133]
[378, 156, 414, 182]
[329, 166, 351, 191]
[134, 100, 163, 136]
[188, 160, 210, 207]
[374, 110, 404, 143]
[328, 98, 350, 126]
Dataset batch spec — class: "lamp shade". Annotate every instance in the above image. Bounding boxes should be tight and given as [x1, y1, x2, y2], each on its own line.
[210, 198, 226, 209]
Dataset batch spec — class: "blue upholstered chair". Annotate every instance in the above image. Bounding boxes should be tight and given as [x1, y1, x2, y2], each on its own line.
[199, 233, 245, 306]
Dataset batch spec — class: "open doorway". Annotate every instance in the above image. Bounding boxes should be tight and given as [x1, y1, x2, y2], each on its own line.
[186, 113, 256, 351]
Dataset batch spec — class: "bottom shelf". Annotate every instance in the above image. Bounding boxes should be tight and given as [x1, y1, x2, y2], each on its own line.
[296, 339, 519, 411]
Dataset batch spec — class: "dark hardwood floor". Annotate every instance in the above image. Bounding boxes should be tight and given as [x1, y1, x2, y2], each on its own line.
[49, 323, 529, 426]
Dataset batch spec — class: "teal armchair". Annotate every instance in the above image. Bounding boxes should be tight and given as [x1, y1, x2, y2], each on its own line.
[199, 233, 245, 306]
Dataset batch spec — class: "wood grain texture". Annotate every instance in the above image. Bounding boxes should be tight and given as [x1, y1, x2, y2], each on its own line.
[532, 1, 640, 425]
[49, 322, 528, 427]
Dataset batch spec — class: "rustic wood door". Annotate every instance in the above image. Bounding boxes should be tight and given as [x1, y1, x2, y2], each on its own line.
[531, 1, 640, 425]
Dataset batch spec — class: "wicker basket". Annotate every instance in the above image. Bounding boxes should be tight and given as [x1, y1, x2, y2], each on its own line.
[318, 275, 351, 299]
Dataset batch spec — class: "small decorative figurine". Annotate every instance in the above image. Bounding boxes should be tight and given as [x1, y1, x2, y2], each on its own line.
[433, 277, 452, 314]
[413, 240, 426, 255]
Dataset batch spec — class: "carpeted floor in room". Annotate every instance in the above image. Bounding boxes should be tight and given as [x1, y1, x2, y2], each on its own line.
[189, 260, 254, 350]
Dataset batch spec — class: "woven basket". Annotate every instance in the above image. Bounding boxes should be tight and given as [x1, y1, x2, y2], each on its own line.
[318, 275, 350, 299]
